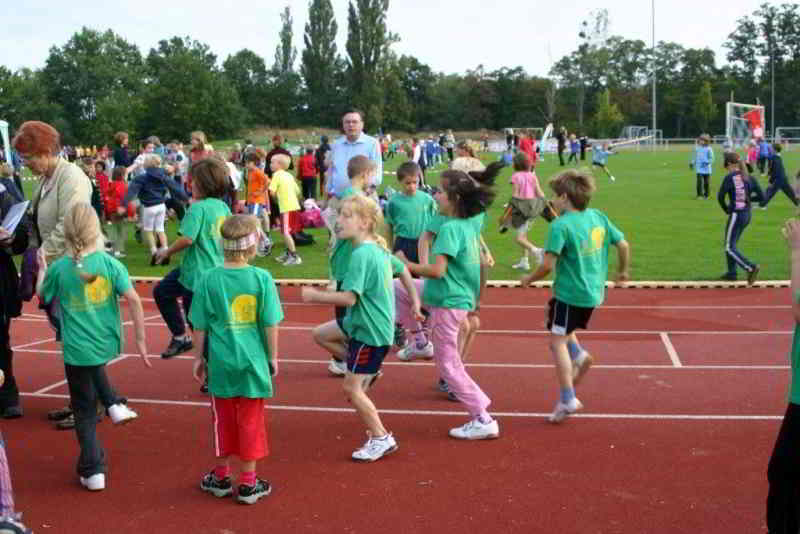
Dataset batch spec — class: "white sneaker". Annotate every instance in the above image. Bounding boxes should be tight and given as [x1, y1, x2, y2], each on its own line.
[396, 341, 434, 361]
[512, 258, 530, 270]
[351, 432, 398, 462]
[449, 418, 500, 440]
[80, 473, 106, 491]
[108, 403, 138, 425]
[275, 251, 289, 263]
[113, 251, 126, 258]
[284, 255, 303, 266]
[548, 398, 583, 423]
[327, 358, 347, 376]
[572, 352, 594, 386]
[610, 175, 616, 182]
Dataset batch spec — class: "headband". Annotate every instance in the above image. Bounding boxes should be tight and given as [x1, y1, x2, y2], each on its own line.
[222, 231, 259, 251]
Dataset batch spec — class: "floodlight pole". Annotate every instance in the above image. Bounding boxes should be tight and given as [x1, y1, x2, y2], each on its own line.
[771, 42, 775, 139]
[651, 0, 657, 145]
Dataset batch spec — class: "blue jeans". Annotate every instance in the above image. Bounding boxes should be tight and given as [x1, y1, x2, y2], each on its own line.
[153, 268, 193, 337]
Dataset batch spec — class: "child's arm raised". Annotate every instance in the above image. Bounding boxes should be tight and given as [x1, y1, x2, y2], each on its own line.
[265, 326, 278, 377]
[520, 252, 556, 287]
[782, 220, 800, 323]
[613, 239, 631, 284]
[123, 287, 152, 368]
[301, 287, 357, 307]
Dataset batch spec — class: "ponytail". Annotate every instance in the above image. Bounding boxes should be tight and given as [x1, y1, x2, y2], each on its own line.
[64, 203, 101, 284]
[441, 169, 497, 219]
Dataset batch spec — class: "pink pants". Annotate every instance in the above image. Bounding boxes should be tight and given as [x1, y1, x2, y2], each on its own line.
[393, 279, 425, 332]
[429, 307, 491, 419]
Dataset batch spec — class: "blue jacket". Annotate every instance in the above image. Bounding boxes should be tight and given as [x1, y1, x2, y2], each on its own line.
[123, 167, 188, 207]
[717, 171, 764, 213]
[692, 146, 713, 175]
[768, 153, 788, 184]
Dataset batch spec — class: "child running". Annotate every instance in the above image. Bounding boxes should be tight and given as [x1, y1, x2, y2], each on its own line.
[766, 218, 800, 532]
[153, 158, 232, 363]
[502, 152, 547, 271]
[303, 195, 421, 461]
[268, 154, 302, 265]
[591, 142, 616, 182]
[36, 203, 150, 491]
[717, 152, 764, 284]
[316, 155, 374, 377]
[567, 134, 579, 164]
[691, 134, 713, 199]
[395, 166, 501, 440]
[189, 214, 282, 504]
[244, 152, 272, 256]
[521, 169, 630, 422]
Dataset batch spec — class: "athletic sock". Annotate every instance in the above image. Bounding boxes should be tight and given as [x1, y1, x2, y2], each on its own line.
[413, 330, 428, 347]
[567, 340, 584, 361]
[214, 465, 231, 479]
[560, 387, 576, 404]
[477, 412, 493, 424]
[239, 471, 257, 487]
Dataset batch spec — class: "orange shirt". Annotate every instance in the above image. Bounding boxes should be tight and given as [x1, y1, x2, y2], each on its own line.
[247, 167, 269, 205]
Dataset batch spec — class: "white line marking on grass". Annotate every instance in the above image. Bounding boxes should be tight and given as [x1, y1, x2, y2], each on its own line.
[19, 392, 784, 421]
[660, 332, 682, 367]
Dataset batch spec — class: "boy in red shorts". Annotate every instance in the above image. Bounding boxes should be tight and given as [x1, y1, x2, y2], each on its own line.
[189, 215, 283, 504]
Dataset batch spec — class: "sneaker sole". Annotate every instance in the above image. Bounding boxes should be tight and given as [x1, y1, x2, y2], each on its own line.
[572, 353, 594, 386]
[111, 414, 137, 426]
[236, 486, 272, 504]
[161, 343, 194, 359]
[747, 266, 760, 286]
[201, 484, 233, 498]
[448, 431, 500, 440]
[352, 444, 399, 462]
[548, 402, 584, 424]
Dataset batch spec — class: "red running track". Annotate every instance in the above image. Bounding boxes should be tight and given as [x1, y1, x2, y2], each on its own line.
[3, 284, 791, 533]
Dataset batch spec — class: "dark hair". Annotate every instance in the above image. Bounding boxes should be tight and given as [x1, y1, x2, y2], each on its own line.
[440, 169, 496, 219]
[321, 135, 329, 143]
[396, 161, 421, 181]
[549, 169, 595, 211]
[94, 160, 106, 171]
[773, 143, 783, 153]
[512, 152, 531, 172]
[112, 166, 126, 182]
[343, 109, 365, 122]
[467, 160, 503, 187]
[245, 152, 262, 164]
[191, 157, 229, 199]
[724, 152, 750, 181]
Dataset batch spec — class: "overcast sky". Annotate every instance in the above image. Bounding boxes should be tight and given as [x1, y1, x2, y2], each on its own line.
[0, 1, 773, 77]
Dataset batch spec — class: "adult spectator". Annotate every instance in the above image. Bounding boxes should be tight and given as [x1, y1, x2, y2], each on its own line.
[112, 132, 133, 169]
[556, 126, 567, 166]
[445, 129, 456, 162]
[265, 134, 294, 178]
[326, 110, 383, 199]
[12, 121, 107, 425]
[518, 130, 536, 167]
[315, 135, 331, 198]
[0, 178, 29, 418]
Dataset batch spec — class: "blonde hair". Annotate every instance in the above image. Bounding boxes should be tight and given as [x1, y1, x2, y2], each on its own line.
[220, 215, 260, 262]
[144, 154, 162, 168]
[190, 131, 207, 149]
[0, 163, 11, 178]
[340, 195, 388, 252]
[272, 154, 291, 170]
[64, 203, 102, 283]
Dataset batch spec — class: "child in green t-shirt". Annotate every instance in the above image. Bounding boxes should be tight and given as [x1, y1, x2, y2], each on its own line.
[385, 161, 436, 264]
[303, 195, 422, 462]
[189, 214, 283, 504]
[521, 169, 630, 423]
[36, 203, 151, 492]
[153, 158, 232, 373]
[396, 165, 502, 440]
[766, 219, 800, 529]
[315, 155, 373, 377]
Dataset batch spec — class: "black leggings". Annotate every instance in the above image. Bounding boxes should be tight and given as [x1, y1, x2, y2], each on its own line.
[302, 178, 317, 200]
[696, 174, 710, 198]
[767, 402, 800, 533]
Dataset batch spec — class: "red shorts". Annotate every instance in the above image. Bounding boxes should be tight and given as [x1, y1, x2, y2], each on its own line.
[211, 396, 268, 461]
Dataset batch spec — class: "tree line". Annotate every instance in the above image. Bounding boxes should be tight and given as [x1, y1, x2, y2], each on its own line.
[0, 1, 798, 144]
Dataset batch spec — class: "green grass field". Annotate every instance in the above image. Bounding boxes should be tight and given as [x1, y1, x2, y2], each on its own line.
[20, 147, 800, 281]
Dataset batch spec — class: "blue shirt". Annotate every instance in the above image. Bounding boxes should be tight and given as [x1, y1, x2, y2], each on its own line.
[692, 146, 713, 174]
[327, 133, 383, 197]
[592, 149, 613, 166]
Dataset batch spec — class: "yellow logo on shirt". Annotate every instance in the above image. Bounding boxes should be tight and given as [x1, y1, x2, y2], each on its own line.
[212, 215, 226, 238]
[85, 276, 112, 304]
[231, 295, 257, 324]
[579, 227, 606, 256]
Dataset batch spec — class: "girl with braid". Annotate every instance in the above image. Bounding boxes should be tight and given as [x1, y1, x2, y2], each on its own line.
[36, 203, 150, 492]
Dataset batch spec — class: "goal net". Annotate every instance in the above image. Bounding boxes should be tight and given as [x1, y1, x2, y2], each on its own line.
[775, 127, 800, 149]
[726, 102, 765, 148]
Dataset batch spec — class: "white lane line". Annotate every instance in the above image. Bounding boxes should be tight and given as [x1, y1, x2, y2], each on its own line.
[11, 337, 56, 350]
[19, 392, 784, 421]
[31, 355, 130, 394]
[12, 349, 788, 370]
[660, 332, 682, 367]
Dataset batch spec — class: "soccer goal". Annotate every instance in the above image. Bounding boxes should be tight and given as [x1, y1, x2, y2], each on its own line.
[726, 102, 765, 148]
[775, 127, 800, 150]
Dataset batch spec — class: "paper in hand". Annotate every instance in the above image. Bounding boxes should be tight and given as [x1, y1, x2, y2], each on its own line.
[0, 200, 29, 234]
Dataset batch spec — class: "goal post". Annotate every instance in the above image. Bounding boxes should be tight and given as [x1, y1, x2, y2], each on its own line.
[726, 102, 765, 148]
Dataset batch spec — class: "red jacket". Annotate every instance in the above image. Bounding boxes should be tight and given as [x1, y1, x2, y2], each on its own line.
[298, 154, 317, 179]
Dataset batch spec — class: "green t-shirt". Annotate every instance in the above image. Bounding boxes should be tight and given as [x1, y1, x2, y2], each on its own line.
[40, 251, 132, 366]
[341, 242, 404, 347]
[789, 324, 800, 405]
[422, 218, 480, 310]
[425, 212, 485, 235]
[329, 188, 361, 281]
[178, 198, 231, 292]
[545, 208, 624, 308]
[188, 265, 284, 398]
[386, 191, 437, 239]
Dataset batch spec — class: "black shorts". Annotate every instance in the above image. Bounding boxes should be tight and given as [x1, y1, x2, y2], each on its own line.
[334, 280, 347, 332]
[347, 340, 389, 374]
[546, 298, 594, 335]
[392, 236, 419, 264]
